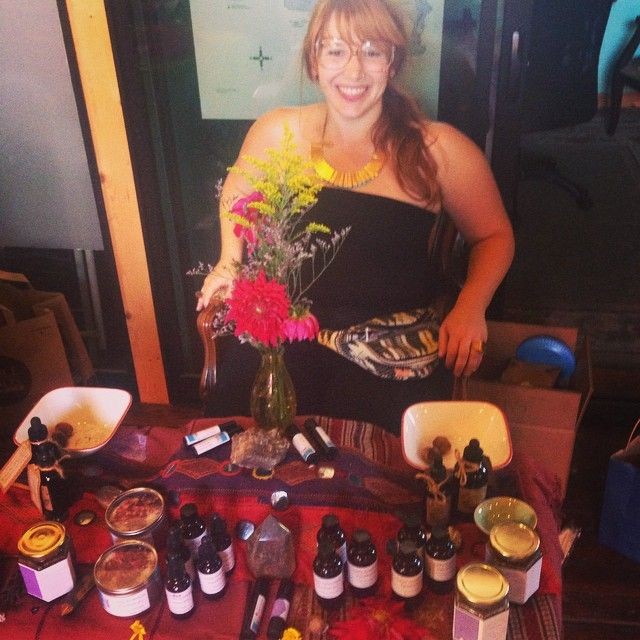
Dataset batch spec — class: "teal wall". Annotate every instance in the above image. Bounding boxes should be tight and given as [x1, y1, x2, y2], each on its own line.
[598, 0, 639, 93]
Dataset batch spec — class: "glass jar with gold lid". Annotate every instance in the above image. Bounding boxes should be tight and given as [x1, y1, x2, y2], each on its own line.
[17, 521, 76, 602]
[486, 521, 543, 604]
[453, 563, 509, 640]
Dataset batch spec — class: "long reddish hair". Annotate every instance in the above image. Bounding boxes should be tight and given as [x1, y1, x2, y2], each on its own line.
[302, 0, 440, 205]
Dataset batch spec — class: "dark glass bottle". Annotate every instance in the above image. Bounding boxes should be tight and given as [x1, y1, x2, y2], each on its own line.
[425, 450, 452, 528]
[32, 434, 69, 521]
[397, 512, 427, 560]
[425, 525, 457, 594]
[391, 540, 424, 610]
[313, 539, 344, 609]
[347, 529, 378, 598]
[455, 439, 489, 515]
[285, 424, 319, 465]
[165, 551, 194, 619]
[180, 502, 207, 557]
[167, 523, 195, 582]
[317, 514, 347, 564]
[210, 513, 235, 574]
[196, 534, 227, 599]
[266, 578, 294, 640]
[303, 418, 338, 460]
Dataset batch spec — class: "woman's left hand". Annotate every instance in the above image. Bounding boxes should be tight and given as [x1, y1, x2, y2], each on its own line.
[438, 303, 487, 378]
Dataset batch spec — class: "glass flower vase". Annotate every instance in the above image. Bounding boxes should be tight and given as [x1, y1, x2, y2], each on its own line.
[250, 346, 297, 434]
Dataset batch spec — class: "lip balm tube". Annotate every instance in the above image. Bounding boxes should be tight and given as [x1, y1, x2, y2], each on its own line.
[240, 577, 269, 639]
[184, 421, 237, 446]
[192, 423, 243, 456]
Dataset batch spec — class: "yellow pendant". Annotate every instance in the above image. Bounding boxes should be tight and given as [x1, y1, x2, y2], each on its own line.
[310, 143, 383, 189]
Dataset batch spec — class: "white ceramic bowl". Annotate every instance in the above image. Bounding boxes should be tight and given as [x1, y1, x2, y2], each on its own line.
[14, 386, 132, 456]
[401, 400, 512, 471]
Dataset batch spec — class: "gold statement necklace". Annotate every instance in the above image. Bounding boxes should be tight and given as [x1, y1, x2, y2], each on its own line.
[310, 117, 384, 189]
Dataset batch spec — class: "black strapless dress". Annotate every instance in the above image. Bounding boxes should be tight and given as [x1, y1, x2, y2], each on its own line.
[204, 188, 453, 434]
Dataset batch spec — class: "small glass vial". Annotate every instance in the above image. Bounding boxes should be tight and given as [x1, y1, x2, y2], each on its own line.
[179, 502, 207, 557]
[210, 513, 235, 574]
[32, 434, 70, 522]
[286, 424, 319, 465]
[453, 563, 509, 640]
[196, 534, 227, 599]
[397, 512, 427, 560]
[267, 578, 294, 640]
[425, 450, 452, 528]
[17, 521, 76, 602]
[165, 551, 194, 619]
[425, 525, 457, 594]
[166, 523, 195, 582]
[317, 513, 347, 565]
[391, 540, 423, 610]
[303, 418, 338, 459]
[313, 539, 344, 609]
[455, 439, 489, 515]
[486, 522, 542, 604]
[347, 529, 378, 598]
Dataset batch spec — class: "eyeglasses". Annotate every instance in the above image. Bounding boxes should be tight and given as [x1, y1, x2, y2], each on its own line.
[316, 38, 395, 73]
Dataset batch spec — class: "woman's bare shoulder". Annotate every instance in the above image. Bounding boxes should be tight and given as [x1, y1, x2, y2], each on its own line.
[244, 104, 325, 151]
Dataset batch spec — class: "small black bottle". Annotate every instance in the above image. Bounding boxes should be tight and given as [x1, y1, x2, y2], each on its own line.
[303, 418, 338, 460]
[317, 513, 347, 565]
[180, 502, 207, 557]
[196, 534, 227, 599]
[313, 539, 344, 610]
[425, 450, 452, 528]
[397, 512, 427, 560]
[391, 540, 424, 610]
[455, 438, 489, 514]
[31, 430, 69, 521]
[167, 523, 195, 582]
[346, 529, 378, 598]
[424, 525, 456, 594]
[285, 424, 319, 465]
[210, 513, 235, 574]
[165, 551, 195, 619]
[266, 578, 294, 640]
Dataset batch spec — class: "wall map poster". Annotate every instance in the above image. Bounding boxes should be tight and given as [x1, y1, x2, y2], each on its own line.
[191, 0, 444, 120]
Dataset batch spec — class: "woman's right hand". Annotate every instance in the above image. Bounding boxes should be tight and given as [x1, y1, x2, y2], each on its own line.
[196, 266, 234, 311]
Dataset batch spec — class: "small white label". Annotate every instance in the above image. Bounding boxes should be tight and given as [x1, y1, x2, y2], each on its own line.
[314, 572, 344, 599]
[19, 553, 75, 602]
[426, 555, 456, 582]
[198, 566, 226, 595]
[184, 424, 222, 446]
[292, 433, 315, 462]
[193, 431, 231, 455]
[101, 588, 151, 617]
[166, 585, 194, 614]
[347, 560, 378, 588]
[219, 544, 235, 572]
[453, 601, 509, 640]
[391, 570, 423, 598]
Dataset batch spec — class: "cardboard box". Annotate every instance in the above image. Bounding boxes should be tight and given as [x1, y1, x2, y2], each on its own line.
[465, 321, 593, 497]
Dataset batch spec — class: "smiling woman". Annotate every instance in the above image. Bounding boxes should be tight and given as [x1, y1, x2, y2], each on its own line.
[195, 0, 514, 434]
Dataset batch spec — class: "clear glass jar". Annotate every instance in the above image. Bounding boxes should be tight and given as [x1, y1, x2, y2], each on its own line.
[486, 522, 543, 604]
[17, 521, 76, 602]
[453, 563, 509, 640]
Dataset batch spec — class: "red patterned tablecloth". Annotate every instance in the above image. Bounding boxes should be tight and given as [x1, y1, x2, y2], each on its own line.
[0, 416, 564, 639]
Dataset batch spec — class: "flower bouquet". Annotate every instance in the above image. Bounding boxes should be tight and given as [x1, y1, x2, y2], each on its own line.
[192, 128, 348, 467]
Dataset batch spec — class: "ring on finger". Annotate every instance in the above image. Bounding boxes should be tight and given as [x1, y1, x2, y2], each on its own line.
[471, 340, 485, 354]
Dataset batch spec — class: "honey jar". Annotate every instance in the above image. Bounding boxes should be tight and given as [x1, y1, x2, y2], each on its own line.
[17, 521, 76, 602]
[453, 563, 509, 640]
[486, 521, 542, 604]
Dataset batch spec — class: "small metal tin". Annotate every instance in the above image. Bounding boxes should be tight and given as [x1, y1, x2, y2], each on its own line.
[94, 540, 161, 617]
[105, 487, 166, 544]
[17, 521, 76, 602]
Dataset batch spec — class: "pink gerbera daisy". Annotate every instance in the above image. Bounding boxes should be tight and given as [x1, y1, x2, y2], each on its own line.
[283, 310, 320, 342]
